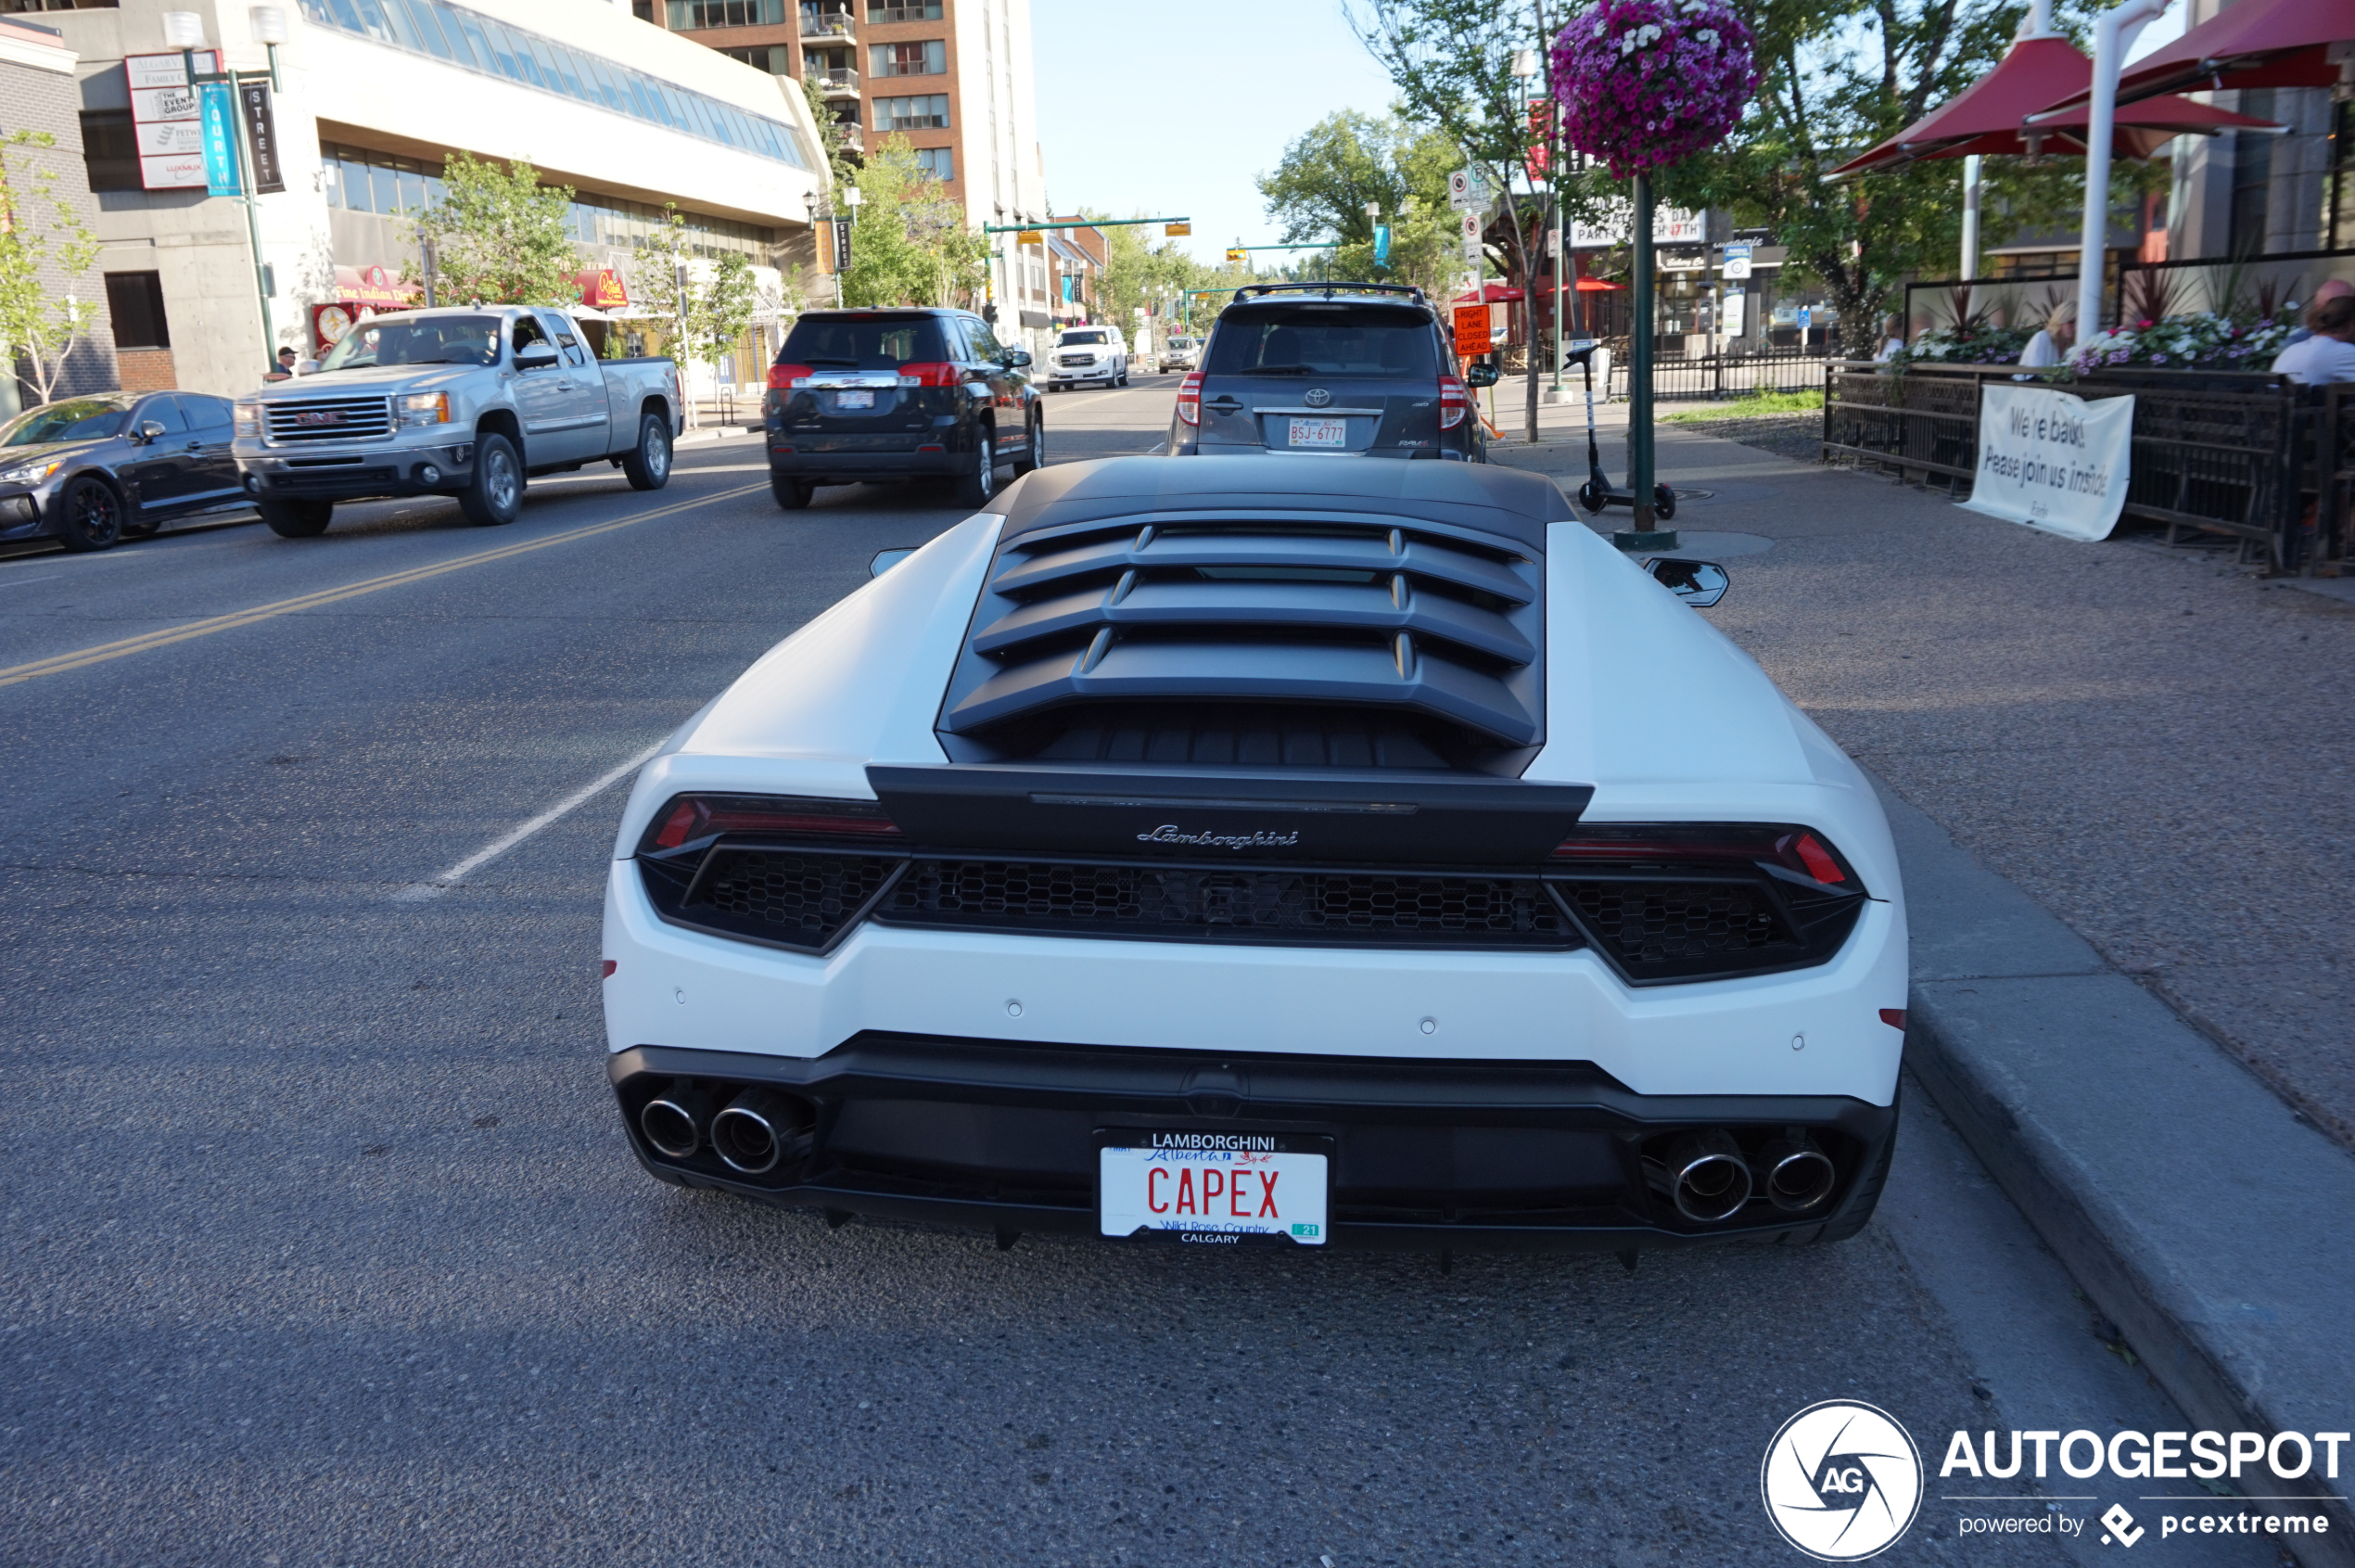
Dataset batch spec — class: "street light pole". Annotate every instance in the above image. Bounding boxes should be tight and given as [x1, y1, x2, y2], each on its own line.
[164, 9, 282, 370]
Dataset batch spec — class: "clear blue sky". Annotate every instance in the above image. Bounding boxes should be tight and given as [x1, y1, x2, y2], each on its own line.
[1030, 0, 1402, 266]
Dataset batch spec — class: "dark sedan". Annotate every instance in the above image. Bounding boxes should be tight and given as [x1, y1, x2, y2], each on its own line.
[0, 391, 248, 552]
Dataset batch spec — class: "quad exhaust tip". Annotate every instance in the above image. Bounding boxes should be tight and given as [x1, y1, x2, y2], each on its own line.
[1757, 1133, 1837, 1214]
[1663, 1128, 1752, 1223]
[710, 1087, 814, 1175]
[640, 1081, 712, 1159]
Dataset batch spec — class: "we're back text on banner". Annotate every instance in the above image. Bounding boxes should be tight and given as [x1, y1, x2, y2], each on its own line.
[1960, 383, 2135, 542]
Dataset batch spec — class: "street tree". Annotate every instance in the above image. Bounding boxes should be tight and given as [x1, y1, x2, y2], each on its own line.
[408, 152, 579, 307]
[1258, 111, 1461, 300]
[0, 130, 105, 405]
[838, 136, 987, 309]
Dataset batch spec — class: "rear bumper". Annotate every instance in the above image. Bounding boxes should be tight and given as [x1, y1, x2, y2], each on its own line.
[769, 440, 966, 481]
[236, 441, 475, 502]
[609, 1037, 1898, 1250]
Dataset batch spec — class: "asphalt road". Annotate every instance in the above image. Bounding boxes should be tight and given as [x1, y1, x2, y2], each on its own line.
[0, 380, 2261, 1566]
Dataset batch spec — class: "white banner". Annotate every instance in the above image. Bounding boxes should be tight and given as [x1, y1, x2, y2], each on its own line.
[1959, 384, 2134, 542]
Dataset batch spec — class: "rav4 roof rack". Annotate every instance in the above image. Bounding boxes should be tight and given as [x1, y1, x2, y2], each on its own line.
[1228, 281, 1430, 307]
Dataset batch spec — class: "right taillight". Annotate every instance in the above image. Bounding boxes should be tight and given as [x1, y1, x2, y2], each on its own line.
[1439, 374, 1469, 429]
[642, 793, 902, 853]
[768, 363, 814, 390]
[1176, 370, 1203, 427]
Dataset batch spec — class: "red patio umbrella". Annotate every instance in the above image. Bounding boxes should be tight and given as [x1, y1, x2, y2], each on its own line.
[2034, 0, 2346, 114]
[1829, 33, 2277, 176]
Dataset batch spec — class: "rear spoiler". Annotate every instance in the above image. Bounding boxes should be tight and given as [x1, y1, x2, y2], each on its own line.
[1228, 282, 1430, 308]
[866, 765, 1590, 867]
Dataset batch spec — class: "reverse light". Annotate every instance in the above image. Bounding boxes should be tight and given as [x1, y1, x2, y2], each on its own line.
[398, 391, 450, 427]
[768, 363, 814, 389]
[1438, 374, 1469, 429]
[1176, 370, 1203, 427]
[643, 794, 903, 852]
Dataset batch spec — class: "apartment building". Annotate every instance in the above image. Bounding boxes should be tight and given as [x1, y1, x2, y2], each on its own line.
[634, 0, 1053, 343]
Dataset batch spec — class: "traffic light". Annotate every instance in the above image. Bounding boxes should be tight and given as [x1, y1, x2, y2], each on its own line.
[1226, 247, 1245, 262]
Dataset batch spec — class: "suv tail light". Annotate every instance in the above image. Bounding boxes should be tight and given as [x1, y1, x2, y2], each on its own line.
[768, 363, 813, 389]
[1439, 374, 1470, 429]
[643, 794, 902, 853]
[1176, 371, 1203, 427]
[896, 362, 961, 388]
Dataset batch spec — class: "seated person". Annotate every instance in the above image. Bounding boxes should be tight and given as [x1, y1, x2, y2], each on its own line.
[2271, 296, 2355, 384]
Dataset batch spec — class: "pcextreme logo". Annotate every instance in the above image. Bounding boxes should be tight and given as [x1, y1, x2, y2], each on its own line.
[1761, 1401, 1925, 1562]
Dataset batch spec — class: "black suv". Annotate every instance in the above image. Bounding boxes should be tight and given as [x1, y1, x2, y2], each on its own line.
[1169, 283, 1496, 462]
[765, 307, 1044, 509]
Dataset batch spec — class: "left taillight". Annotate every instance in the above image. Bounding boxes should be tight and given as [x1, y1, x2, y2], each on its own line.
[641, 794, 903, 854]
[1176, 370, 1203, 427]
[1439, 375, 1469, 429]
[1550, 823, 1859, 888]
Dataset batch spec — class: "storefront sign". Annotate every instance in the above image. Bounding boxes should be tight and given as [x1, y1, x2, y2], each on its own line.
[199, 82, 240, 196]
[1961, 385, 2135, 542]
[126, 51, 216, 191]
[1660, 252, 1706, 271]
[577, 268, 630, 310]
[1569, 202, 1704, 249]
[1723, 242, 1752, 280]
[238, 82, 284, 194]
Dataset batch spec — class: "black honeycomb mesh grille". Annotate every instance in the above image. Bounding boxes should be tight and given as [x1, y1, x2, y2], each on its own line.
[881, 860, 1572, 948]
[1553, 877, 1801, 974]
[684, 848, 899, 949]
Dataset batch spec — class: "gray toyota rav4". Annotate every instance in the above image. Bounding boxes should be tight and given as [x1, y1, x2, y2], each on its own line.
[1169, 283, 1496, 461]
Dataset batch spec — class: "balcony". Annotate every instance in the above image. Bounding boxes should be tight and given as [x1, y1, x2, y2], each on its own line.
[799, 9, 854, 39]
[813, 67, 859, 96]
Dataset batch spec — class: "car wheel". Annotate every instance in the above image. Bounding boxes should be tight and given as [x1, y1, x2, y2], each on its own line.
[770, 472, 813, 509]
[1118, 369, 1129, 387]
[258, 500, 333, 538]
[954, 427, 996, 508]
[55, 476, 125, 553]
[1012, 414, 1043, 476]
[621, 413, 671, 491]
[458, 433, 522, 526]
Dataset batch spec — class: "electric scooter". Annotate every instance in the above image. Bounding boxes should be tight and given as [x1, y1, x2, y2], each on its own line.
[1564, 338, 1675, 521]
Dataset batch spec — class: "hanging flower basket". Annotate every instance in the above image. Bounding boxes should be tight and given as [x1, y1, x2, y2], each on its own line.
[1549, 0, 1759, 179]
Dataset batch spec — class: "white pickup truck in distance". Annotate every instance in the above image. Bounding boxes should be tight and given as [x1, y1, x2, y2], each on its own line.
[233, 306, 682, 538]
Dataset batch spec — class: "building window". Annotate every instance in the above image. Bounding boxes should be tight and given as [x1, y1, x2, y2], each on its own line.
[666, 0, 783, 28]
[912, 146, 952, 181]
[870, 40, 943, 76]
[295, 0, 813, 169]
[105, 272, 170, 349]
[0, 0, 117, 10]
[872, 93, 948, 132]
[79, 109, 139, 192]
[720, 43, 791, 72]
[866, 1, 938, 17]
[631, 0, 650, 18]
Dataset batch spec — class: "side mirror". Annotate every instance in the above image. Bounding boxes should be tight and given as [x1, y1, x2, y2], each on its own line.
[135, 420, 167, 444]
[515, 346, 560, 371]
[1003, 348, 1033, 368]
[1647, 557, 1729, 608]
[1463, 363, 1500, 389]
[870, 547, 918, 579]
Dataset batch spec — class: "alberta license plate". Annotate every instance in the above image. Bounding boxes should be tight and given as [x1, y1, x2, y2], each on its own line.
[1098, 1130, 1330, 1245]
[834, 389, 874, 409]
[1286, 416, 1349, 448]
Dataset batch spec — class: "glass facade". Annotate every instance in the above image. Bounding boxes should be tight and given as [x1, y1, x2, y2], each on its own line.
[319, 142, 778, 262]
[295, 0, 814, 168]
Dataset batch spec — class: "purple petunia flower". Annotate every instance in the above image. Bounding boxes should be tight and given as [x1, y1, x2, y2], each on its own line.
[1550, 0, 1758, 179]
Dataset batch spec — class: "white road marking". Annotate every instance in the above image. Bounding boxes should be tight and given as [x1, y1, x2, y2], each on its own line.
[392, 741, 664, 900]
[0, 573, 61, 590]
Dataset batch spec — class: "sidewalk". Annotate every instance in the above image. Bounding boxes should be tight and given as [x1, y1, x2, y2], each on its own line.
[1492, 426, 2355, 1562]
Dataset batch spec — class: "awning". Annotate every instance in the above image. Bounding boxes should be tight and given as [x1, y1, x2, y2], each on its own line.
[2036, 0, 2348, 114]
[575, 267, 629, 310]
[1830, 33, 2279, 177]
[1456, 276, 1627, 305]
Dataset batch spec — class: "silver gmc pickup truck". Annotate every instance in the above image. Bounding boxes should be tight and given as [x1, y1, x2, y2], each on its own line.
[233, 305, 682, 538]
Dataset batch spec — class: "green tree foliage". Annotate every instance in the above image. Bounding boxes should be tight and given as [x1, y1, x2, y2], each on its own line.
[799, 71, 863, 193]
[838, 136, 988, 309]
[408, 152, 579, 307]
[0, 131, 104, 404]
[1257, 111, 1462, 300]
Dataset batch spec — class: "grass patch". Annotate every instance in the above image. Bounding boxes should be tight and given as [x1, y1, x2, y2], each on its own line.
[1664, 389, 1824, 423]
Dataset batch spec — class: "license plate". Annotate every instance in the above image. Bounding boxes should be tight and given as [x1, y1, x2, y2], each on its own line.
[1286, 416, 1349, 448]
[1098, 1130, 1330, 1245]
[833, 389, 874, 409]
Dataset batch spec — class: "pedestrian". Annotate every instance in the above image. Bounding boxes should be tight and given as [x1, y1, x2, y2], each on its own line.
[2270, 295, 2355, 384]
[2280, 279, 2353, 348]
[263, 347, 298, 383]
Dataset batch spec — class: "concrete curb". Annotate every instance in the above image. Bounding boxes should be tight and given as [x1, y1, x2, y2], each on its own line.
[1878, 773, 2355, 1567]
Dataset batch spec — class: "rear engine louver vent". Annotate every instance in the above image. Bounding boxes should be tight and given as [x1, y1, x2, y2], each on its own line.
[939, 516, 1544, 754]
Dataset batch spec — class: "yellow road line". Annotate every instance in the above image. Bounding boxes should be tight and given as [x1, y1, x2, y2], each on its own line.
[0, 481, 766, 690]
